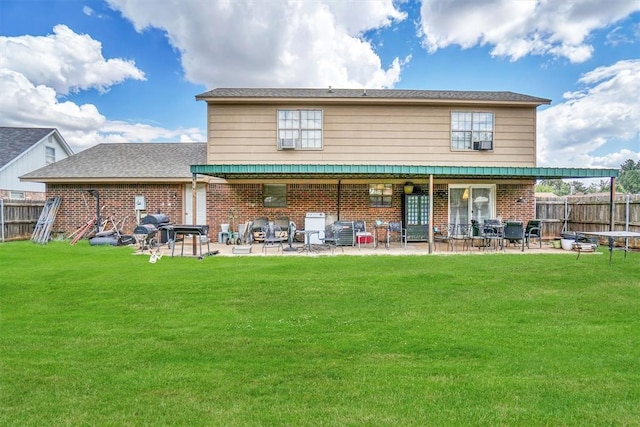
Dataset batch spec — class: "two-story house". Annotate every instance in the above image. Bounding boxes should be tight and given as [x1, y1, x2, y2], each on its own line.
[190, 88, 617, 246]
[19, 88, 618, 247]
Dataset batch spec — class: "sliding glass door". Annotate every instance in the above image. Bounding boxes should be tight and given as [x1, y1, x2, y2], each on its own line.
[449, 185, 495, 225]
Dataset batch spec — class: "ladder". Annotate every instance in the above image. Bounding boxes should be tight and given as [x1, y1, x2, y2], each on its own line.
[31, 197, 62, 244]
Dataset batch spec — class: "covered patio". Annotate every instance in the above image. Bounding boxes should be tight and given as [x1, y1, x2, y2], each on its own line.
[188, 164, 619, 254]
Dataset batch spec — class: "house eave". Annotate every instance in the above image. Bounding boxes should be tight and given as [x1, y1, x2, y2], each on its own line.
[19, 177, 207, 184]
[190, 164, 619, 180]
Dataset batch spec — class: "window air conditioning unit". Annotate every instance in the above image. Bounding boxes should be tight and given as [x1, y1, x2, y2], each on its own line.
[473, 141, 493, 150]
[280, 138, 296, 149]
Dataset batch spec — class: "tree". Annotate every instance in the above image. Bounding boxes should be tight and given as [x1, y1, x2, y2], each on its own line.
[617, 159, 640, 194]
[569, 180, 587, 194]
[536, 179, 571, 196]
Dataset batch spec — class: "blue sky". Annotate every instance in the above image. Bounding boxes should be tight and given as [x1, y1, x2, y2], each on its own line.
[1, 0, 638, 170]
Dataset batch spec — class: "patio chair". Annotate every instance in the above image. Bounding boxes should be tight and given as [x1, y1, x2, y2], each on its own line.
[274, 216, 290, 241]
[448, 223, 472, 252]
[319, 223, 344, 254]
[261, 223, 284, 254]
[433, 225, 449, 251]
[481, 219, 504, 251]
[386, 221, 407, 249]
[251, 217, 269, 242]
[503, 221, 525, 251]
[354, 220, 373, 250]
[525, 219, 542, 249]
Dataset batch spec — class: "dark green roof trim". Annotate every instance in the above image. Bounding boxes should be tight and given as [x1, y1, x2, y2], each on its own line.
[191, 164, 618, 179]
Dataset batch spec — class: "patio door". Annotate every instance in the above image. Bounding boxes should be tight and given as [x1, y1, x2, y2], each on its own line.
[184, 184, 206, 225]
[449, 185, 495, 225]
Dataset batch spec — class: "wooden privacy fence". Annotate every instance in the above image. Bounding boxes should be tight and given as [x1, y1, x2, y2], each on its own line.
[536, 194, 640, 248]
[0, 199, 45, 242]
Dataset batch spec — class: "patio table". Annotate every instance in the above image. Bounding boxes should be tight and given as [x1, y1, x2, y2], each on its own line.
[576, 231, 640, 264]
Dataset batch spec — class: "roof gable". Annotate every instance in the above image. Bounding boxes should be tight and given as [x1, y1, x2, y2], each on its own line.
[0, 127, 56, 170]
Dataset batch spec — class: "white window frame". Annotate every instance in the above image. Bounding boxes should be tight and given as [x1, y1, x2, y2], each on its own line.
[277, 109, 323, 150]
[45, 146, 56, 164]
[451, 112, 494, 151]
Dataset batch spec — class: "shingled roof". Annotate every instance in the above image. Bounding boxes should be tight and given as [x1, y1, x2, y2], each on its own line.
[0, 127, 58, 170]
[196, 88, 551, 105]
[21, 143, 206, 183]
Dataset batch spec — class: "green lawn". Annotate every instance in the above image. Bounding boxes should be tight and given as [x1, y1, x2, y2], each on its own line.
[1, 241, 639, 425]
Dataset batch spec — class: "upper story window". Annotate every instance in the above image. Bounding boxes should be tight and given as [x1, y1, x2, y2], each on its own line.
[451, 112, 494, 151]
[277, 110, 323, 150]
[369, 184, 393, 207]
[45, 146, 56, 164]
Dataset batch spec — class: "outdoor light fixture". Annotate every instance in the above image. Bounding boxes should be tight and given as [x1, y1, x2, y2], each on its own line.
[403, 182, 414, 194]
[517, 197, 525, 203]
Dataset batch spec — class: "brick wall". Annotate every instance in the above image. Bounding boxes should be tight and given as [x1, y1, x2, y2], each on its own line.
[207, 183, 408, 233]
[46, 181, 536, 238]
[48, 184, 184, 235]
[496, 183, 535, 222]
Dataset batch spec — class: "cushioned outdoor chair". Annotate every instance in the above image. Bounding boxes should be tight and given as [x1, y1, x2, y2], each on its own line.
[503, 221, 525, 251]
[525, 219, 542, 249]
[251, 217, 269, 242]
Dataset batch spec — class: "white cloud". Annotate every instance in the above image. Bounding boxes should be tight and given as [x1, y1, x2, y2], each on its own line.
[0, 24, 202, 151]
[0, 24, 145, 95]
[106, 0, 407, 88]
[418, 0, 640, 62]
[537, 59, 640, 168]
[0, 69, 203, 151]
[0, 69, 106, 130]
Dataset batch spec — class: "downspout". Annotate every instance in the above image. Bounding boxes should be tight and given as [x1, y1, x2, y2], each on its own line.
[337, 180, 341, 220]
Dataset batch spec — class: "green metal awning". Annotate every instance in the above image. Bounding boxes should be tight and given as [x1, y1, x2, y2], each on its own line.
[191, 164, 619, 180]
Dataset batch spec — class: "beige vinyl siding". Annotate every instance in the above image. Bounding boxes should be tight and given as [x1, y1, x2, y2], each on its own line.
[206, 104, 537, 166]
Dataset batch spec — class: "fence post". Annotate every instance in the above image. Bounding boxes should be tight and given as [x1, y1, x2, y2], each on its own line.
[609, 177, 616, 231]
[1, 198, 4, 243]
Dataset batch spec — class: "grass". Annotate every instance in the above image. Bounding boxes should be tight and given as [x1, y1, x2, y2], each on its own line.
[1, 241, 639, 425]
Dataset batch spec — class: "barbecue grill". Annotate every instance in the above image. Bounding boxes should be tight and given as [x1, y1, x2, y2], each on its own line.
[141, 214, 173, 244]
[133, 223, 158, 250]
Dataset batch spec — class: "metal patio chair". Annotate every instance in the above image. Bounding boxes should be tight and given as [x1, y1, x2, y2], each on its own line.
[386, 221, 407, 249]
[525, 219, 542, 249]
[261, 223, 284, 254]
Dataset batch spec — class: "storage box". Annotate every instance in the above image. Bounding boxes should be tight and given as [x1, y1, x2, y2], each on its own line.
[356, 235, 372, 244]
